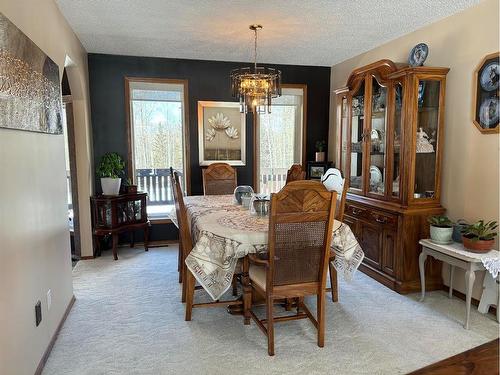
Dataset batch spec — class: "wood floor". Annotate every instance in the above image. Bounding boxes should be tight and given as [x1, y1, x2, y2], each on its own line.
[409, 338, 499, 375]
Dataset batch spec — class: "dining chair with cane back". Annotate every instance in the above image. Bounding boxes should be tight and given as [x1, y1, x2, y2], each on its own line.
[321, 168, 347, 302]
[202, 163, 237, 195]
[285, 164, 306, 184]
[174, 172, 242, 320]
[243, 180, 337, 356]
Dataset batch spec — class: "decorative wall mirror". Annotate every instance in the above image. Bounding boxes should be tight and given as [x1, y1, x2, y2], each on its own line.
[473, 52, 499, 134]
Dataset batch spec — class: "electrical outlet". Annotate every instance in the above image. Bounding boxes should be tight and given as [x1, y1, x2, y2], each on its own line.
[35, 301, 42, 327]
[47, 289, 52, 311]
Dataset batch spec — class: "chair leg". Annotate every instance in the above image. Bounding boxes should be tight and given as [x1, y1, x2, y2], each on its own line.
[267, 296, 275, 356]
[181, 263, 187, 303]
[329, 261, 339, 302]
[232, 276, 238, 296]
[178, 243, 183, 284]
[317, 292, 325, 348]
[185, 270, 196, 321]
[242, 258, 251, 325]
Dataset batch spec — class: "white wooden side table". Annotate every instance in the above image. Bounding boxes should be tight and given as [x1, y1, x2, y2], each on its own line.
[418, 239, 499, 329]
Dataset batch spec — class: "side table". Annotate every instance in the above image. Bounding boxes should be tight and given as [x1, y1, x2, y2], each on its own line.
[419, 239, 499, 329]
[91, 192, 150, 260]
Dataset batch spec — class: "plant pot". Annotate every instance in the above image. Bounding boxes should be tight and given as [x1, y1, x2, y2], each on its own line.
[430, 225, 453, 244]
[452, 220, 468, 243]
[462, 235, 495, 253]
[126, 185, 138, 194]
[315, 152, 325, 162]
[101, 178, 121, 196]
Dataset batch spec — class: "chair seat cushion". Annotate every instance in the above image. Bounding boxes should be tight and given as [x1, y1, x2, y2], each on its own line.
[249, 264, 267, 291]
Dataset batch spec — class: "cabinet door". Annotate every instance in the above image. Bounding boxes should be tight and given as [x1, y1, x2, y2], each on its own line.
[343, 215, 358, 239]
[359, 219, 382, 269]
[382, 229, 396, 276]
[348, 81, 365, 193]
[367, 76, 388, 197]
[338, 94, 349, 177]
[389, 81, 404, 200]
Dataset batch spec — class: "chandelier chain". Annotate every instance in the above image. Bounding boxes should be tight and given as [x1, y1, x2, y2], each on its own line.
[253, 28, 258, 72]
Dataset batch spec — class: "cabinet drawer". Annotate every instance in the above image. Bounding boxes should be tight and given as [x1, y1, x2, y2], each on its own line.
[345, 202, 398, 229]
[368, 210, 398, 228]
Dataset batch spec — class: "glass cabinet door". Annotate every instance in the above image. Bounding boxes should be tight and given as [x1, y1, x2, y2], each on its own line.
[392, 82, 403, 198]
[340, 95, 349, 175]
[413, 79, 440, 199]
[368, 77, 387, 195]
[349, 82, 365, 191]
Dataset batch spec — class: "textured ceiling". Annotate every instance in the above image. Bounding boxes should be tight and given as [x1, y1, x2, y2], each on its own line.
[55, 0, 481, 66]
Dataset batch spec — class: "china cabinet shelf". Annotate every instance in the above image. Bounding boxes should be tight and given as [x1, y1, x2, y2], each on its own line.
[335, 59, 449, 294]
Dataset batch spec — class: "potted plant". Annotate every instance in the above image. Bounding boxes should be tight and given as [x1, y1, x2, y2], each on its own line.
[123, 178, 138, 194]
[315, 140, 326, 162]
[461, 220, 498, 252]
[428, 215, 455, 244]
[97, 152, 125, 195]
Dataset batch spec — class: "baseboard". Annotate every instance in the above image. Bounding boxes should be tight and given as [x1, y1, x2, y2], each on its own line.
[442, 285, 497, 316]
[80, 255, 95, 260]
[35, 295, 76, 375]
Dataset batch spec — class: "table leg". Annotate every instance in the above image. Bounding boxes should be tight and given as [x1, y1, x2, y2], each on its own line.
[144, 225, 149, 252]
[464, 269, 475, 330]
[419, 250, 427, 302]
[449, 265, 455, 299]
[112, 233, 119, 261]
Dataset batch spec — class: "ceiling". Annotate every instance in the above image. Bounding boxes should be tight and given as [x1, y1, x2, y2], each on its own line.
[55, 0, 481, 67]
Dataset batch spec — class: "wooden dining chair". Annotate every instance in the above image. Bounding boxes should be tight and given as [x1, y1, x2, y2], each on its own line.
[243, 180, 337, 356]
[174, 172, 242, 320]
[321, 168, 347, 302]
[202, 163, 237, 195]
[170, 167, 185, 289]
[285, 164, 306, 184]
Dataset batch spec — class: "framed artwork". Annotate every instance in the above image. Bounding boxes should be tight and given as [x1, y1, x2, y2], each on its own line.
[473, 52, 499, 134]
[0, 13, 62, 134]
[307, 161, 332, 180]
[198, 101, 246, 166]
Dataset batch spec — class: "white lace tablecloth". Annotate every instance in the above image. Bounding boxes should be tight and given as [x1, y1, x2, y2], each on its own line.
[172, 195, 364, 300]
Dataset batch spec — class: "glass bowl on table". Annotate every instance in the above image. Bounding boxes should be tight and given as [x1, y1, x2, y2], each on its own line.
[250, 194, 270, 216]
[234, 185, 254, 205]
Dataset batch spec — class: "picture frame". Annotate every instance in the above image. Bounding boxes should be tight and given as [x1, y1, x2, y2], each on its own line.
[473, 52, 499, 134]
[307, 161, 332, 180]
[198, 101, 246, 166]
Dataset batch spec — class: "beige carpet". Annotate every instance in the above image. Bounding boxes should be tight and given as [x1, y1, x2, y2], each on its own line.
[43, 246, 498, 375]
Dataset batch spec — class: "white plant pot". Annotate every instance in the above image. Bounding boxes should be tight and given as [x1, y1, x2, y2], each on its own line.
[430, 225, 453, 244]
[315, 152, 326, 162]
[101, 178, 121, 196]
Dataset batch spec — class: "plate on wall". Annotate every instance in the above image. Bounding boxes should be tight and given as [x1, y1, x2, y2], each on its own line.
[479, 97, 499, 127]
[408, 43, 429, 67]
[480, 60, 500, 92]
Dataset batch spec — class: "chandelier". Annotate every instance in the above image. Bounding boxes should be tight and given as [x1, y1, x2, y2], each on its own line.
[230, 24, 281, 114]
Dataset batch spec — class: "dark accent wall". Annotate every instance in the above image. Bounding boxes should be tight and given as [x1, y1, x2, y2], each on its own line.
[88, 53, 331, 195]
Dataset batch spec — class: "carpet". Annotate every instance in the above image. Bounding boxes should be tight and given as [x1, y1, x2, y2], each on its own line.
[43, 246, 498, 375]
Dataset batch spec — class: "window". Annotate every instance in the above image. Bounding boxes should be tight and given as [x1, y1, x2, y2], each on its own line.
[126, 78, 189, 218]
[256, 86, 306, 194]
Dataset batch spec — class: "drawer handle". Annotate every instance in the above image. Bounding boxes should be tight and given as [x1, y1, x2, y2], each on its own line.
[351, 208, 363, 216]
[375, 216, 388, 224]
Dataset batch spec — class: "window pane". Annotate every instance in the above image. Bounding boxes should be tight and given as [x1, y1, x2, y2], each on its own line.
[257, 88, 304, 194]
[129, 82, 186, 218]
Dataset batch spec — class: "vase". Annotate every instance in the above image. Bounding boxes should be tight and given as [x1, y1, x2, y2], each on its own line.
[315, 152, 325, 162]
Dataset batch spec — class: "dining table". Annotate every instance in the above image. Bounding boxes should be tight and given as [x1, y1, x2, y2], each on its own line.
[170, 194, 365, 301]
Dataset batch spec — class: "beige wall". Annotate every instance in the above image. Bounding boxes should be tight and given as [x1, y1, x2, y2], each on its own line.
[329, 0, 499, 300]
[0, 0, 92, 374]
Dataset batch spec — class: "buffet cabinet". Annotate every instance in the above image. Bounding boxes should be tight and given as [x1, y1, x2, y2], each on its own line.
[334, 60, 449, 293]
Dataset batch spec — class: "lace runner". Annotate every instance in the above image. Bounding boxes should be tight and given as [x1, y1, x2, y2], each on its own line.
[174, 195, 364, 300]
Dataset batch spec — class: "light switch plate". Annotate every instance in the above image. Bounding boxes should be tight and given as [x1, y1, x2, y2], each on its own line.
[47, 289, 52, 311]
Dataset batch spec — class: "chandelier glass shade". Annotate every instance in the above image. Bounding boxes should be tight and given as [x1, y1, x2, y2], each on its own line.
[230, 25, 281, 114]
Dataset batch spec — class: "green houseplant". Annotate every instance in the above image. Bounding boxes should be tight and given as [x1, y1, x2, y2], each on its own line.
[427, 215, 455, 244]
[315, 140, 326, 162]
[97, 152, 125, 195]
[461, 220, 498, 252]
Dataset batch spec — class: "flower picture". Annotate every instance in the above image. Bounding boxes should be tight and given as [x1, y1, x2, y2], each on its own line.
[198, 101, 246, 166]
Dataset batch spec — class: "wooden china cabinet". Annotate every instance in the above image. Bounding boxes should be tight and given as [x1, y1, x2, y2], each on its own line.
[334, 59, 449, 294]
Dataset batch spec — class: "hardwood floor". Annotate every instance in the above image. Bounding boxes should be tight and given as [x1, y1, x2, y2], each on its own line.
[409, 339, 499, 375]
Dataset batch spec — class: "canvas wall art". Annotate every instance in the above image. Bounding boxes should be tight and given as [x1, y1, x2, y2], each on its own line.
[0, 12, 62, 134]
[198, 101, 246, 166]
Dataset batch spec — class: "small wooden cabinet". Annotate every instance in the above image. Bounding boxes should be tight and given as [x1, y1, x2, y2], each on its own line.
[335, 60, 449, 293]
[91, 192, 150, 260]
